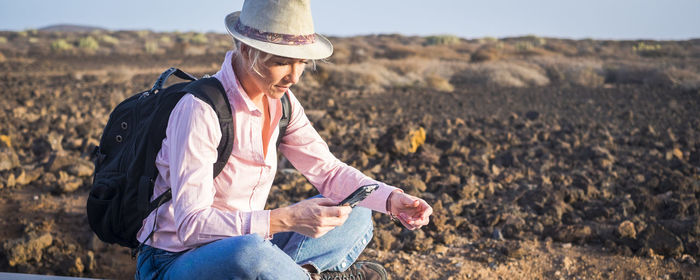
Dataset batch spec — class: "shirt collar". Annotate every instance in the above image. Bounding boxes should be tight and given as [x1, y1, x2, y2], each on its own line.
[215, 50, 261, 113]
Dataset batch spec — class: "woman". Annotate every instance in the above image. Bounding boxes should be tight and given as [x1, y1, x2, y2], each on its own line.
[135, 1, 432, 279]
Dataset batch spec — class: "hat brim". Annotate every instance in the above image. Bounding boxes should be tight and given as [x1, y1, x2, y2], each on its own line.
[225, 11, 333, 60]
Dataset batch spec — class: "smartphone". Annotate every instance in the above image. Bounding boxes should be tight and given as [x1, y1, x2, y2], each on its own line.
[337, 184, 379, 207]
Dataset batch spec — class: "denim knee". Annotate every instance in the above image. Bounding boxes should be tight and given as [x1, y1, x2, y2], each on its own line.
[224, 234, 271, 269]
[349, 207, 373, 231]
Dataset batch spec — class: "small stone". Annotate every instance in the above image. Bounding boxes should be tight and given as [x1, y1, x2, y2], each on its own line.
[0, 146, 20, 171]
[70, 257, 84, 275]
[86, 251, 97, 272]
[672, 148, 683, 160]
[562, 243, 572, 249]
[616, 220, 637, 239]
[680, 254, 696, 265]
[434, 244, 448, 254]
[492, 228, 504, 241]
[56, 171, 83, 193]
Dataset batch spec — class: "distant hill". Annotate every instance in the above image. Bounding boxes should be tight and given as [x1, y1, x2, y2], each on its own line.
[39, 24, 108, 32]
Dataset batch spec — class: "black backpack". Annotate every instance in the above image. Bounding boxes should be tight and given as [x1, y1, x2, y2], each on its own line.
[86, 68, 292, 250]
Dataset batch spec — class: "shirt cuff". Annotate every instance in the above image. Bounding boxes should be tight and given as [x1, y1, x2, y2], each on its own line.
[358, 183, 401, 214]
[249, 210, 272, 240]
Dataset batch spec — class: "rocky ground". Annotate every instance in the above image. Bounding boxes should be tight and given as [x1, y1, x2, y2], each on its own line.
[1, 31, 699, 279]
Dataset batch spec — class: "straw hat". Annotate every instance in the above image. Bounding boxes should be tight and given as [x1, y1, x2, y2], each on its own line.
[225, 0, 333, 60]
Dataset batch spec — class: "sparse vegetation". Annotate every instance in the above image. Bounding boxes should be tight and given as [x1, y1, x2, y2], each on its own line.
[424, 34, 460, 46]
[159, 35, 172, 44]
[0, 36, 8, 44]
[633, 41, 664, 57]
[190, 33, 208, 45]
[479, 36, 499, 43]
[136, 30, 150, 38]
[453, 61, 550, 88]
[50, 39, 74, 51]
[99, 35, 119, 46]
[78, 36, 99, 51]
[633, 42, 661, 52]
[144, 41, 159, 54]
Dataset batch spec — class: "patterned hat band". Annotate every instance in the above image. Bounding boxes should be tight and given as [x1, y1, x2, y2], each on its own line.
[235, 19, 316, 45]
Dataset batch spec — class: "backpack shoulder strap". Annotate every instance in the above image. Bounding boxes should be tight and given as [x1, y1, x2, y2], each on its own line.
[183, 77, 233, 178]
[276, 92, 292, 148]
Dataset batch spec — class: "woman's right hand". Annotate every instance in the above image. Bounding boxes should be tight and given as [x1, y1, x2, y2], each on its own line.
[270, 198, 352, 238]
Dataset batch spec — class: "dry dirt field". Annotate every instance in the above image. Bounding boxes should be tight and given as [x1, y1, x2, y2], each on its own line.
[1, 30, 699, 279]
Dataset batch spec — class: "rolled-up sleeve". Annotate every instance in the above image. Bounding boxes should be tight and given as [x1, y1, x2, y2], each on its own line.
[166, 94, 270, 247]
[278, 92, 399, 213]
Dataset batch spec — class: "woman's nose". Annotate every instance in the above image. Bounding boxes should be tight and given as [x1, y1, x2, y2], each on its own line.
[287, 63, 305, 84]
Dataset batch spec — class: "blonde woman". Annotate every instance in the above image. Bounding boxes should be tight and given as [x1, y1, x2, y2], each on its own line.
[135, 1, 432, 279]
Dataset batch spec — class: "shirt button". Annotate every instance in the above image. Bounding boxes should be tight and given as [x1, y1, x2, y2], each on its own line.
[341, 261, 347, 268]
[362, 239, 367, 245]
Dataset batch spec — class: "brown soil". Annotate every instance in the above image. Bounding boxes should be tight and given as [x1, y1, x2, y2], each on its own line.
[1, 31, 699, 279]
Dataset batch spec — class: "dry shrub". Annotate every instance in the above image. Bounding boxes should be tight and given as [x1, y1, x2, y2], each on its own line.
[664, 67, 700, 90]
[418, 45, 469, 61]
[384, 58, 467, 78]
[105, 66, 138, 86]
[376, 42, 418, 60]
[425, 75, 454, 92]
[329, 44, 352, 64]
[315, 62, 414, 92]
[381, 58, 468, 91]
[144, 41, 160, 54]
[533, 57, 605, 87]
[471, 44, 504, 62]
[603, 62, 700, 89]
[604, 61, 675, 87]
[453, 61, 550, 88]
[544, 39, 580, 56]
[0, 51, 5, 63]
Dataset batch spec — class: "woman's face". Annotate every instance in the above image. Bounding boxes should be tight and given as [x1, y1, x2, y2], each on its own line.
[251, 55, 308, 99]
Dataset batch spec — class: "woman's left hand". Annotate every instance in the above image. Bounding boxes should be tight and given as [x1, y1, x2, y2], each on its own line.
[388, 191, 433, 230]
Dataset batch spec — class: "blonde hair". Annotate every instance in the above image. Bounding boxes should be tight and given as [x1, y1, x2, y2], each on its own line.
[234, 39, 317, 77]
[235, 40, 272, 77]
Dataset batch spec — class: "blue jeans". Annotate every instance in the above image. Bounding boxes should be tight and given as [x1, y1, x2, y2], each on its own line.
[135, 205, 373, 280]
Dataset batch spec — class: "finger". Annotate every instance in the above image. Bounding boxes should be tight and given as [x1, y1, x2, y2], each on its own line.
[315, 198, 339, 206]
[318, 215, 348, 228]
[401, 195, 419, 207]
[325, 205, 352, 217]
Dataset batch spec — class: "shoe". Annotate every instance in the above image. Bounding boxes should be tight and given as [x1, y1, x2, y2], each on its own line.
[311, 261, 388, 280]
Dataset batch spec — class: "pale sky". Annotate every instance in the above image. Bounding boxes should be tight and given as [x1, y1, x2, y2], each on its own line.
[1, 0, 699, 40]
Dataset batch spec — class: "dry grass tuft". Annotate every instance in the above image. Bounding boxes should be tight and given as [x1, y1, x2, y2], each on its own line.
[425, 75, 454, 92]
[453, 61, 550, 88]
[315, 62, 413, 92]
[533, 57, 605, 87]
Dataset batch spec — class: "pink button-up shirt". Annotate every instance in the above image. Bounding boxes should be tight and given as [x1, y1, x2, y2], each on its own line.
[137, 51, 399, 252]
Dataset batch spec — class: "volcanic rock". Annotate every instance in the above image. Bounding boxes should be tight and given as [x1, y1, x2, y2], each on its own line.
[55, 171, 83, 193]
[2, 232, 54, 267]
[638, 223, 684, 258]
[378, 125, 426, 156]
[616, 220, 637, 239]
[553, 225, 592, 244]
